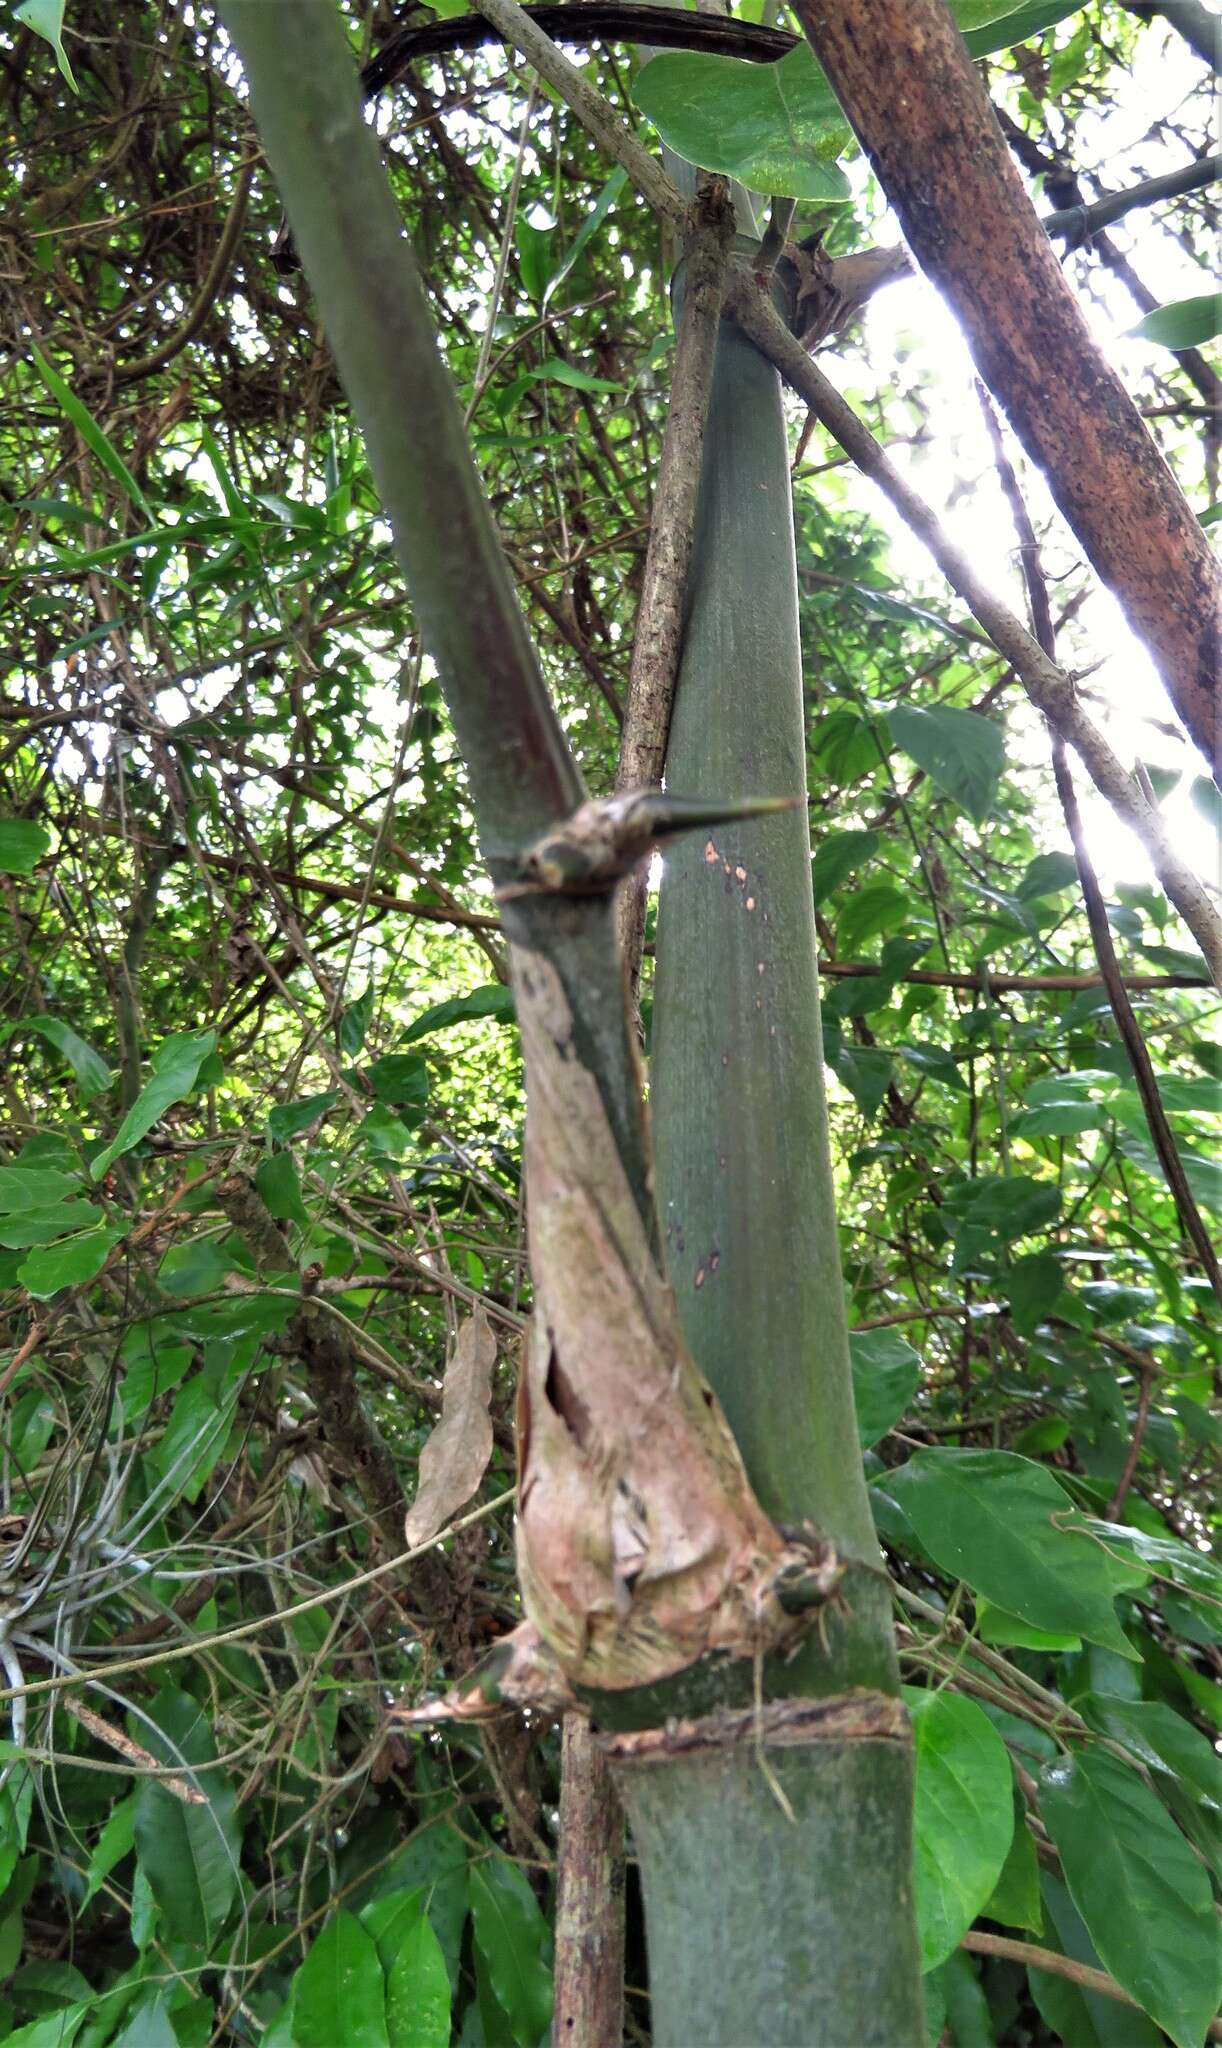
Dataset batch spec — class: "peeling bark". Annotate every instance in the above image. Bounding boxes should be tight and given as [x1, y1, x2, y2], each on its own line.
[511, 943, 811, 1690]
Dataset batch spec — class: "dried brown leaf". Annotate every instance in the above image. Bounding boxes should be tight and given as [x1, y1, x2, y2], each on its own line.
[404, 1304, 496, 1544]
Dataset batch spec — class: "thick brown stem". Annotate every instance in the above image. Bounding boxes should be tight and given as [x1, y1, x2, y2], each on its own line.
[552, 1717, 627, 2046]
[791, 0, 1221, 775]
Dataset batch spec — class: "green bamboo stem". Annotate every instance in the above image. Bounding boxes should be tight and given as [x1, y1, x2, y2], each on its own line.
[634, 248, 924, 2041]
[612, 1723, 921, 2046]
[216, 0, 653, 1225]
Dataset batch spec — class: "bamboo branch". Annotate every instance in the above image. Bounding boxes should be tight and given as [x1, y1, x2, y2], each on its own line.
[725, 271, 1222, 991]
[615, 175, 734, 983]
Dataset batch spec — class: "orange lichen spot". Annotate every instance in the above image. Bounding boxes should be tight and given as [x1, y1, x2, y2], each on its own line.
[704, 840, 718, 863]
[745, 896, 756, 911]
[757, 960, 766, 975]
[735, 865, 747, 882]
[695, 1266, 706, 1289]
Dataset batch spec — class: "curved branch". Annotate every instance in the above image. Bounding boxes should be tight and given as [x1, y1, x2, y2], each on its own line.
[116, 160, 256, 385]
[363, 4, 796, 92]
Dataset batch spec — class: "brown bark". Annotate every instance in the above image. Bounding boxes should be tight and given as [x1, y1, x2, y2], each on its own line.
[552, 1717, 627, 2046]
[790, 0, 1221, 777]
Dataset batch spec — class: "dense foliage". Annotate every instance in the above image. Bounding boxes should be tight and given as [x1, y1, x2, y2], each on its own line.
[0, 1, 1218, 2042]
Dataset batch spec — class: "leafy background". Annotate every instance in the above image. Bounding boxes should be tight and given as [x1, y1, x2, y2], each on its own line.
[0, 0, 1218, 2042]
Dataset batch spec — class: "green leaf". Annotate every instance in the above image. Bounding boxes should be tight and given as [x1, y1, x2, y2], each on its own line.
[267, 1090, 340, 1142]
[545, 169, 627, 304]
[133, 1691, 242, 1950]
[13, 0, 77, 89]
[960, 1, 1085, 57]
[90, 1029, 217, 1180]
[888, 703, 1005, 822]
[515, 216, 555, 304]
[633, 45, 852, 202]
[292, 1912, 389, 2048]
[970, 1589, 1080, 1654]
[468, 1857, 553, 2048]
[1003, 1251, 1063, 1337]
[1010, 1416, 1070, 1459]
[256, 1150, 309, 1230]
[30, 348, 151, 520]
[812, 828, 879, 905]
[0, 1167, 78, 1211]
[0, 818, 51, 875]
[836, 881, 912, 958]
[0, 1200, 104, 1249]
[813, 706, 882, 787]
[1028, 1872, 1162, 2048]
[0, 1760, 35, 1895]
[1039, 1749, 1221, 2048]
[0, 1016, 112, 1096]
[4, 2009, 90, 2048]
[848, 1327, 921, 1447]
[930, 1950, 994, 2047]
[524, 357, 620, 395]
[833, 1045, 893, 1118]
[386, 1912, 451, 2048]
[366, 1052, 430, 1113]
[943, 1174, 1060, 1243]
[360, 1888, 428, 1973]
[19, 1228, 119, 1299]
[1078, 1519, 1222, 1604]
[1189, 772, 1222, 834]
[1010, 1094, 1101, 1137]
[887, 1450, 1147, 1656]
[1118, 1130, 1222, 1217]
[822, 937, 934, 1018]
[983, 1794, 1042, 1932]
[155, 1370, 240, 1504]
[83, 1792, 138, 1907]
[897, 1042, 968, 1093]
[1130, 292, 1220, 350]
[364, 1824, 469, 1991]
[1080, 1693, 1222, 1807]
[402, 985, 515, 1043]
[906, 1688, 1014, 1971]
[338, 985, 375, 1057]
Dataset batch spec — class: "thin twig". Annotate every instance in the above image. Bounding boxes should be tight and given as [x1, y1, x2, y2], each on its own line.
[976, 388, 1222, 1307]
[466, 0, 686, 230]
[0, 1490, 516, 1709]
[961, 1929, 1222, 2041]
[1107, 1360, 1157, 1517]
